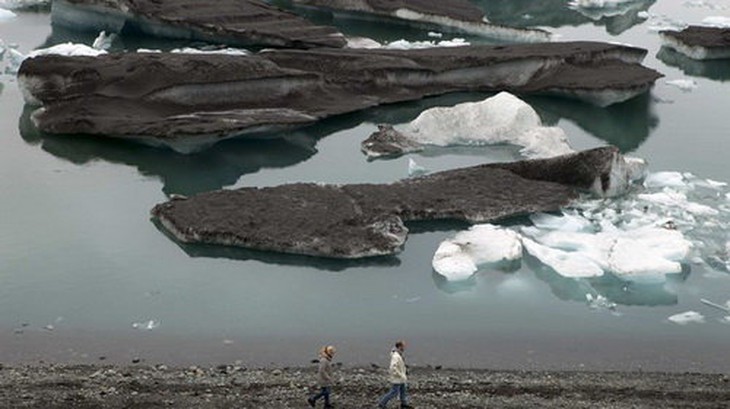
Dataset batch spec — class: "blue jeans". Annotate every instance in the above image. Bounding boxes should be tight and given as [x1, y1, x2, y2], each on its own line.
[310, 386, 331, 406]
[378, 383, 408, 407]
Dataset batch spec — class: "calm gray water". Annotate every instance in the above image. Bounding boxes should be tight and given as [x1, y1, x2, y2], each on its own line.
[2, 1, 730, 372]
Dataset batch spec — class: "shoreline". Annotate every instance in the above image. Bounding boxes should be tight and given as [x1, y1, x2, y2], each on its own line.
[2, 363, 729, 408]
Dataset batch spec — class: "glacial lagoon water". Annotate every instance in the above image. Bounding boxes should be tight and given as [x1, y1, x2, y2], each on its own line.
[2, 1, 730, 371]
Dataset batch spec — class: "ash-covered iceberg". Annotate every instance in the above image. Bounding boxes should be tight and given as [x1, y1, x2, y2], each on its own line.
[151, 147, 631, 258]
[362, 92, 574, 160]
[660, 26, 730, 60]
[51, 0, 346, 49]
[293, 0, 551, 43]
[19, 42, 661, 152]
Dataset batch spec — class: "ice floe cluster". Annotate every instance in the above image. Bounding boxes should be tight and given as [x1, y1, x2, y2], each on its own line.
[433, 169, 730, 289]
[392, 92, 574, 159]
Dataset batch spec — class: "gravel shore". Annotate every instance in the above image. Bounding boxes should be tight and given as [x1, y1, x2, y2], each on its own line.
[1, 363, 729, 408]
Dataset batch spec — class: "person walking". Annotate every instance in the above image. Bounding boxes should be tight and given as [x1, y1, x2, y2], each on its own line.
[378, 340, 413, 408]
[308, 345, 336, 408]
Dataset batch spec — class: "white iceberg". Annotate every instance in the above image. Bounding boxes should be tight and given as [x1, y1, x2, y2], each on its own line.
[383, 38, 469, 50]
[394, 92, 574, 159]
[432, 224, 522, 282]
[407, 158, 428, 177]
[0, 8, 15, 20]
[523, 217, 692, 282]
[92, 31, 115, 51]
[666, 79, 698, 92]
[668, 311, 705, 324]
[643, 171, 686, 189]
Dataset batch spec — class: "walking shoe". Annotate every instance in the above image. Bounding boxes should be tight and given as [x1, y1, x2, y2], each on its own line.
[307, 397, 315, 407]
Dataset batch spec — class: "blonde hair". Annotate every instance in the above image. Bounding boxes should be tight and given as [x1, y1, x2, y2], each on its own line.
[320, 345, 336, 358]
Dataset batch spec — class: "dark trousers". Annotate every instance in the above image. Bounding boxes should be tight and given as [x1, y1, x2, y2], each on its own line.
[310, 386, 331, 406]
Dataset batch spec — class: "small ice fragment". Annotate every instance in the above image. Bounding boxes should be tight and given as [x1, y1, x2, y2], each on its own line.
[530, 212, 593, 232]
[92, 31, 115, 51]
[585, 293, 617, 311]
[132, 320, 160, 330]
[700, 298, 730, 312]
[407, 158, 427, 177]
[427, 31, 443, 38]
[637, 11, 649, 18]
[666, 79, 698, 92]
[643, 172, 686, 188]
[701, 16, 730, 28]
[405, 296, 421, 303]
[44, 324, 54, 331]
[223, 339, 234, 345]
[668, 311, 705, 324]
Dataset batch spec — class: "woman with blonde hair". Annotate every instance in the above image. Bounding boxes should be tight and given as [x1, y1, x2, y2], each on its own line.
[307, 345, 336, 408]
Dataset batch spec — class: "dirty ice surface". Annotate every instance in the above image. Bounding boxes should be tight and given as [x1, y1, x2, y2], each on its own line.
[391, 92, 574, 159]
[433, 170, 730, 286]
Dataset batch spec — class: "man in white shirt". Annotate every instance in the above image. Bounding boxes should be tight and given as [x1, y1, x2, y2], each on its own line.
[378, 340, 413, 408]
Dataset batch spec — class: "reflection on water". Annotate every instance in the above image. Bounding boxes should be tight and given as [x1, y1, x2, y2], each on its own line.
[476, 0, 655, 35]
[657, 47, 730, 82]
[526, 93, 658, 152]
[18, 106, 318, 195]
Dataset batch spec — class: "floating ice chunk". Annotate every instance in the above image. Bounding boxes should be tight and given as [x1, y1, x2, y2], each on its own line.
[702, 16, 730, 28]
[92, 31, 115, 51]
[526, 224, 691, 282]
[530, 212, 594, 233]
[407, 158, 427, 177]
[639, 189, 719, 216]
[396, 92, 574, 159]
[643, 171, 687, 189]
[668, 311, 705, 324]
[432, 224, 522, 282]
[637, 11, 649, 19]
[0, 8, 15, 20]
[427, 31, 443, 38]
[26, 43, 107, 59]
[666, 78, 698, 92]
[132, 319, 160, 330]
[586, 293, 617, 311]
[523, 238, 604, 278]
[4, 46, 23, 74]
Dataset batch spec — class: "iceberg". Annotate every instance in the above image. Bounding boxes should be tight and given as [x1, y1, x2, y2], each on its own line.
[152, 148, 623, 258]
[660, 26, 730, 60]
[26, 43, 107, 59]
[432, 224, 522, 281]
[522, 237, 604, 278]
[362, 92, 575, 160]
[407, 158, 428, 178]
[20, 42, 661, 152]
